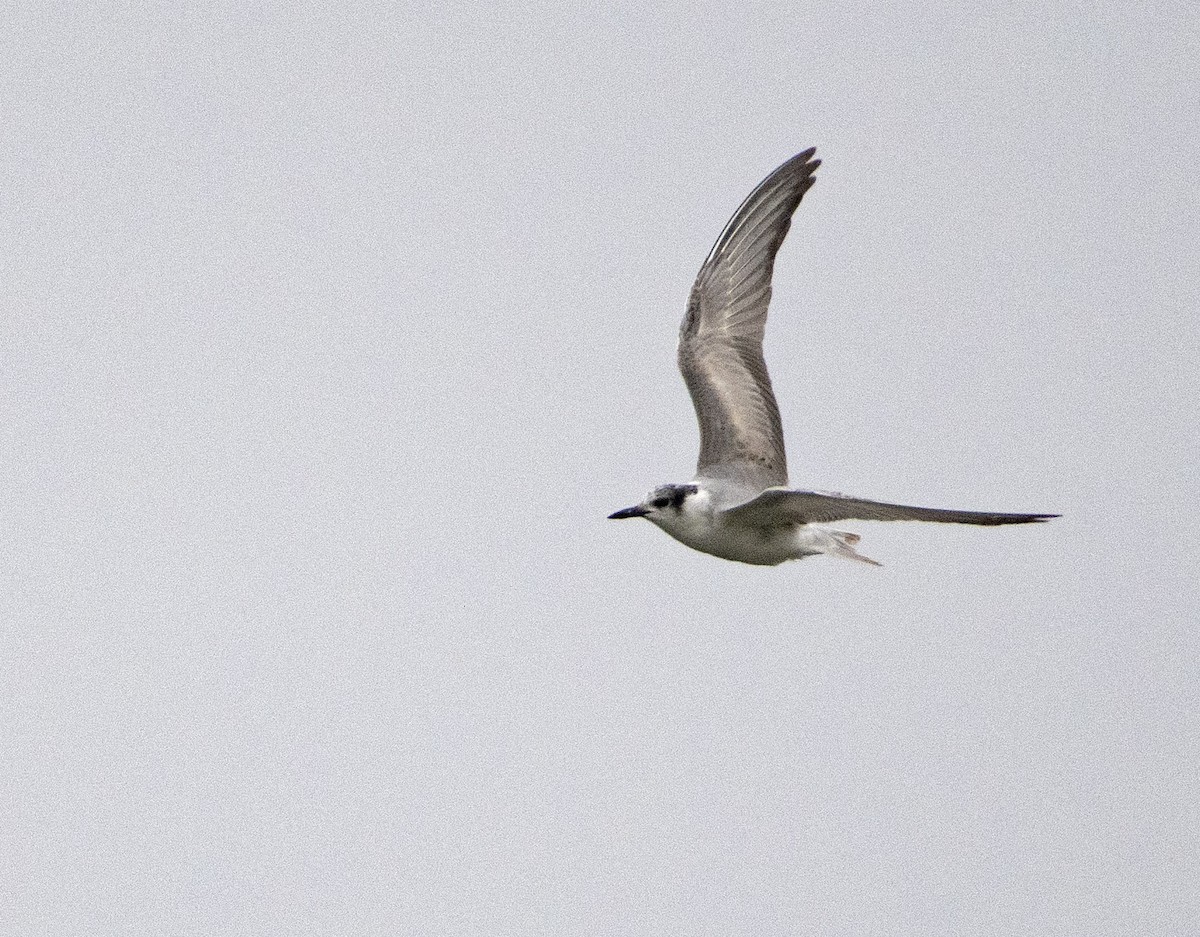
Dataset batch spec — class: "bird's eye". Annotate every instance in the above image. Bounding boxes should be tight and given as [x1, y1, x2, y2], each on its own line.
[651, 497, 670, 509]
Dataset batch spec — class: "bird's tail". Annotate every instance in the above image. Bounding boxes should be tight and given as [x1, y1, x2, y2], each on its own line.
[825, 530, 882, 567]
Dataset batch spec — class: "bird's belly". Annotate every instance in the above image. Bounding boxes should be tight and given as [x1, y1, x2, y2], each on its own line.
[662, 520, 804, 566]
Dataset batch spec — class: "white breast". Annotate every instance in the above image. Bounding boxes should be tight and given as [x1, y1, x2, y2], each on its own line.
[650, 490, 805, 566]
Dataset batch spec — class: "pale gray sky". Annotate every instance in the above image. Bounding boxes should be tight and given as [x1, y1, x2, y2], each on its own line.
[4, 3, 1198, 935]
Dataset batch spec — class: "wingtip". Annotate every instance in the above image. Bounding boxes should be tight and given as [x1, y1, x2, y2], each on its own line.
[982, 512, 1062, 525]
[996, 513, 1060, 525]
[795, 147, 820, 172]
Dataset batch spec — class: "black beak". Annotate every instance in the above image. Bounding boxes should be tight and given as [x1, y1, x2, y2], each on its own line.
[608, 505, 649, 520]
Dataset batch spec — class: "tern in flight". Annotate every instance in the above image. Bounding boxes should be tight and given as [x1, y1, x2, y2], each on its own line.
[608, 148, 1057, 566]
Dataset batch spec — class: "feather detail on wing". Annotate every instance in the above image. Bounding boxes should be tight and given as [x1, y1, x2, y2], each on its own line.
[721, 487, 1060, 527]
[678, 149, 820, 490]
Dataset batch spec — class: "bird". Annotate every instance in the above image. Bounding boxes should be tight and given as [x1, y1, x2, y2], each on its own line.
[608, 148, 1058, 566]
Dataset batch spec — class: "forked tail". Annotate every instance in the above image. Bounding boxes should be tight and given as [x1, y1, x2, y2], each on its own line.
[826, 530, 882, 567]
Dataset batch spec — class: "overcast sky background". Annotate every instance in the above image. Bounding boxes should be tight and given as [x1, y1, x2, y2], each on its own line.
[4, 3, 1198, 935]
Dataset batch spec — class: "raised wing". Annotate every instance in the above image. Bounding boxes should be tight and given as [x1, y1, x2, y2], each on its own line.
[678, 149, 820, 490]
[722, 487, 1059, 527]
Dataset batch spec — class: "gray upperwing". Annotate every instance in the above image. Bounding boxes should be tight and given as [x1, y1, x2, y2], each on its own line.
[722, 488, 1060, 526]
[678, 149, 821, 490]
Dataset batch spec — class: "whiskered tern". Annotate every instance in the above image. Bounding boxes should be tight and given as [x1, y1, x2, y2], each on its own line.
[609, 148, 1057, 566]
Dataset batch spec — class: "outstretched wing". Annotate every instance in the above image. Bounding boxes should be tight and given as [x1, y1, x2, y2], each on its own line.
[722, 487, 1059, 527]
[678, 149, 820, 491]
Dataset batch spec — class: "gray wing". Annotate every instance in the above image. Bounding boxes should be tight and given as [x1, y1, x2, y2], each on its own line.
[678, 149, 820, 490]
[722, 487, 1059, 526]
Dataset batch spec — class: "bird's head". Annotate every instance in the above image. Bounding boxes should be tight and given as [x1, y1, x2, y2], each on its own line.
[608, 483, 700, 525]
